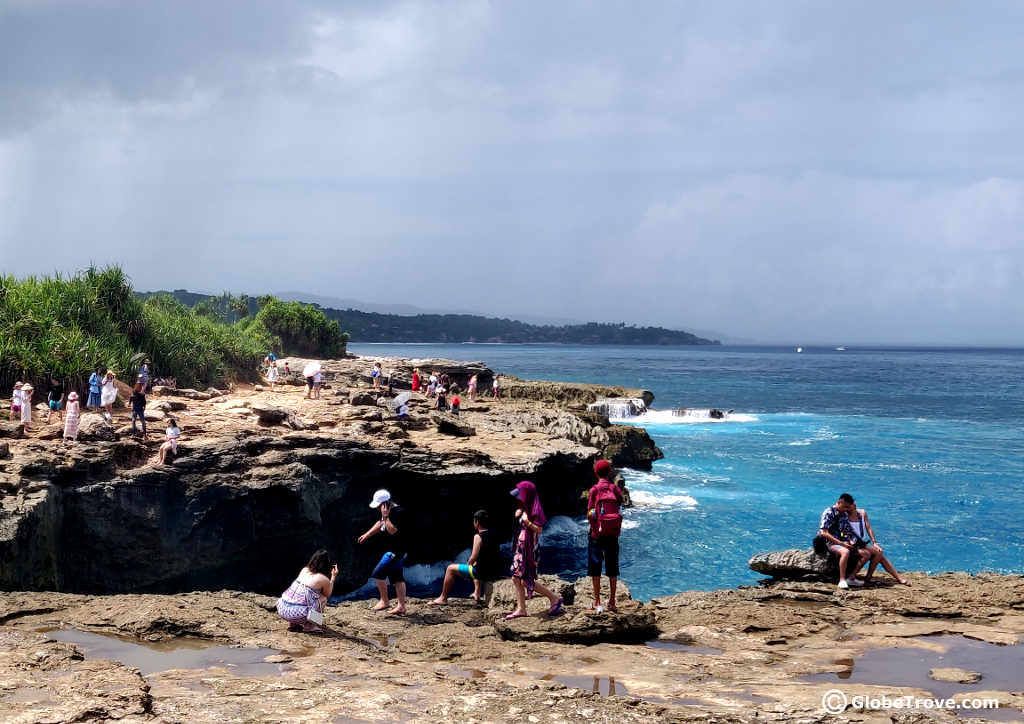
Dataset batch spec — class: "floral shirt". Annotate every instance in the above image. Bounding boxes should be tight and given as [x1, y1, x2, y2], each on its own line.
[819, 506, 856, 543]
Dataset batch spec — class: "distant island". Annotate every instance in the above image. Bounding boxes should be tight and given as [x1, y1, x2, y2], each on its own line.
[139, 290, 720, 345]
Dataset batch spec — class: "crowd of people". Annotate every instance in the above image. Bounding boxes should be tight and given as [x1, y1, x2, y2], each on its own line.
[7, 359, 182, 464]
[276, 459, 627, 632]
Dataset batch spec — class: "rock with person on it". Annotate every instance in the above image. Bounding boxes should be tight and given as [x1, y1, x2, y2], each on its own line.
[77, 413, 117, 442]
[748, 548, 838, 580]
[348, 391, 378, 406]
[489, 576, 657, 644]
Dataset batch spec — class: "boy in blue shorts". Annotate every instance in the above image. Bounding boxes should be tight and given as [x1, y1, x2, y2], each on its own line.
[429, 510, 501, 606]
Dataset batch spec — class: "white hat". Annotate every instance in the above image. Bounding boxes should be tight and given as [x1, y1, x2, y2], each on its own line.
[369, 489, 391, 508]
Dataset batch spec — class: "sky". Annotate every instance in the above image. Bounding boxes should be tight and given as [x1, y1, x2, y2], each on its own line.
[1, 1, 1022, 345]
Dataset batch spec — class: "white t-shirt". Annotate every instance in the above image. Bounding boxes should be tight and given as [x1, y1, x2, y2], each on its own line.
[166, 426, 181, 439]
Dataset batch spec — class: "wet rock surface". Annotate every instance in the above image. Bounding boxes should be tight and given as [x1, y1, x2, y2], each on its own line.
[1, 572, 1021, 722]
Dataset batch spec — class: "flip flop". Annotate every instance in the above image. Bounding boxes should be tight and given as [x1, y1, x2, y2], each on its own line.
[606, 604, 618, 613]
[427, 600, 446, 607]
[547, 597, 564, 617]
[504, 612, 528, 620]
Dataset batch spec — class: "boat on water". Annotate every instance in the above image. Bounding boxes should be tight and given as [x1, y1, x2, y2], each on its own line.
[835, 346, 846, 351]
[796, 347, 803, 353]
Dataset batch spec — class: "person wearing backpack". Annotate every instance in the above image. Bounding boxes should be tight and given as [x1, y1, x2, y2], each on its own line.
[587, 459, 624, 612]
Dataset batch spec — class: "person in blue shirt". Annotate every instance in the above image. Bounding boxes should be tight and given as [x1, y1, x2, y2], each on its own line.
[87, 366, 104, 409]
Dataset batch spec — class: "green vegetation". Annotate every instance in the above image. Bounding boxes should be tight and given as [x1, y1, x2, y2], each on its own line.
[145, 290, 718, 345]
[0, 268, 348, 395]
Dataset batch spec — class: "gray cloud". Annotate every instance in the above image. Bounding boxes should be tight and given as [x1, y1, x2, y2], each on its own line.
[1, 0, 1022, 344]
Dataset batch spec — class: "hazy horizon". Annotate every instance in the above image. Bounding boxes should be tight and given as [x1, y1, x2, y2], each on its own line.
[2, 2, 1022, 346]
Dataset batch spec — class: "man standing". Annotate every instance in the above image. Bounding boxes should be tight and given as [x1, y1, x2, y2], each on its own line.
[819, 493, 872, 589]
[587, 459, 624, 612]
[358, 489, 408, 615]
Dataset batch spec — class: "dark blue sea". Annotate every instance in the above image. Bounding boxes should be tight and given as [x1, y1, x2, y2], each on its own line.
[349, 343, 1024, 600]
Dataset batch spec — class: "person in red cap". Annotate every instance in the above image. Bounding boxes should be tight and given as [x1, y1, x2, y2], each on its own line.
[587, 459, 624, 612]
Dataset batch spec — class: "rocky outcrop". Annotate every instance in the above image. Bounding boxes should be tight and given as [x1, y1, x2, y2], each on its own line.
[431, 413, 476, 437]
[77, 413, 116, 442]
[748, 548, 838, 580]
[496, 377, 654, 410]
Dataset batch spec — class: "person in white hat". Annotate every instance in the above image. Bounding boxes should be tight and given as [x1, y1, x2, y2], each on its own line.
[357, 489, 408, 615]
[19, 383, 33, 431]
[63, 391, 81, 444]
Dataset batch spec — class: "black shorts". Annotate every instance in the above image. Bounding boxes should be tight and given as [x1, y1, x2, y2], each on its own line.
[306, 376, 315, 390]
[587, 536, 620, 578]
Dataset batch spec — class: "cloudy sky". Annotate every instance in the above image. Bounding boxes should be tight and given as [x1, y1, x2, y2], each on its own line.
[1, 1, 1022, 344]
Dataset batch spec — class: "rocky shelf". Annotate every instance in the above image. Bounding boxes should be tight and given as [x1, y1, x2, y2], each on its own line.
[0, 355, 661, 596]
[0, 572, 1021, 722]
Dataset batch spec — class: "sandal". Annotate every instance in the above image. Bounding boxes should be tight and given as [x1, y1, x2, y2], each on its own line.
[547, 597, 564, 617]
[504, 612, 528, 620]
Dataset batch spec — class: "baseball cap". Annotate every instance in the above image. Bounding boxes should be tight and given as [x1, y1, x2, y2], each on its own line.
[369, 489, 391, 508]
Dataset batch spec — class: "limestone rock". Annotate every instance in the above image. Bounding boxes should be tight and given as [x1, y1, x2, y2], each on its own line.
[930, 667, 982, 683]
[143, 410, 165, 422]
[77, 413, 117, 442]
[349, 391, 379, 406]
[432, 413, 476, 437]
[151, 399, 187, 413]
[0, 421, 25, 438]
[0, 441, 9, 458]
[250, 403, 291, 426]
[748, 548, 838, 580]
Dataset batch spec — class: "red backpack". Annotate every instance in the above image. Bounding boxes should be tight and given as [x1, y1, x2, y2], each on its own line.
[592, 483, 623, 537]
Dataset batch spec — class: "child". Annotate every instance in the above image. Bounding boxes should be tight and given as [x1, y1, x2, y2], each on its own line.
[266, 361, 279, 391]
[411, 368, 421, 392]
[46, 379, 65, 423]
[467, 374, 478, 401]
[63, 391, 81, 444]
[157, 418, 181, 466]
[492, 377, 501, 400]
[430, 510, 501, 606]
[450, 393, 461, 416]
[312, 369, 322, 399]
[130, 382, 147, 436]
[371, 362, 382, 389]
[435, 385, 447, 411]
[10, 382, 23, 421]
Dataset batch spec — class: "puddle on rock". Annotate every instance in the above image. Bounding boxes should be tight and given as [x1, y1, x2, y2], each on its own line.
[538, 673, 628, 696]
[46, 628, 286, 677]
[804, 634, 1024, 720]
[645, 640, 724, 655]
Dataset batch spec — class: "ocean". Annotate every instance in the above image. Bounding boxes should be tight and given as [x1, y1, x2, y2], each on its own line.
[348, 343, 1024, 601]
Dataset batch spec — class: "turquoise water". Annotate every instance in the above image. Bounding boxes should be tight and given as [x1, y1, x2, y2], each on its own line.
[350, 343, 1024, 600]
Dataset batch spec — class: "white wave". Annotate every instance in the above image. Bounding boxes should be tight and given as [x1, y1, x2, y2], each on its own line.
[613, 408, 759, 424]
[629, 490, 698, 509]
[543, 515, 588, 539]
[621, 518, 641, 530]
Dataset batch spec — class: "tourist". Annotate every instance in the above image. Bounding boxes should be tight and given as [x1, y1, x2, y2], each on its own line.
[312, 369, 322, 399]
[587, 460, 624, 612]
[19, 383, 33, 431]
[411, 368, 421, 393]
[436, 384, 447, 411]
[371, 362, 382, 389]
[87, 366, 103, 409]
[818, 493, 872, 589]
[467, 374, 478, 401]
[845, 498, 910, 586]
[46, 378, 65, 423]
[386, 368, 394, 395]
[283, 362, 291, 378]
[428, 370, 438, 398]
[440, 373, 451, 390]
[266, 360, 279, 391]
[277, 549, 338, 633]
[430, 510, 501, 606]
[10, 381, 23, 421]
[505, 481, 563, 619]
[492, 377, 501, 400]
[357, 489, 408, 615]
[304, 369, 315, 399]
[63, 391, 80, 444]
[450, 392, 460, 416]
[396, 402, 409, 419]
[138, 359, 151, 390]
[129, 381, 147, 436]
[157, 418, 181, 466]
[100, 370, 117, 421]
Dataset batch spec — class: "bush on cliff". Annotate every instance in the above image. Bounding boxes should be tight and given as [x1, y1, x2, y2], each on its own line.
[251, 296, 348, 358]
[0, 267, 272, 391]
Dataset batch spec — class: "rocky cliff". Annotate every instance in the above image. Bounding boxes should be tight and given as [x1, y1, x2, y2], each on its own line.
[0, 356, 662, 596]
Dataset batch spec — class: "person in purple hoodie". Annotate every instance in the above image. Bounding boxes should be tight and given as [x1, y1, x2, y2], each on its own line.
[504, 480, 563, 620]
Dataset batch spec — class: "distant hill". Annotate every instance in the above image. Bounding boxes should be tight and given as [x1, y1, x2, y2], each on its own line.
[139, 290, 720, 346]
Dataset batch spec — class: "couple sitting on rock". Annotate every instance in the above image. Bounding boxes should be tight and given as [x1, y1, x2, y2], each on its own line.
[818, 493, 910, 589]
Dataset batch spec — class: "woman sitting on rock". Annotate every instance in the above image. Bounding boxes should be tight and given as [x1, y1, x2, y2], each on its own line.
[157, 418, 181, 466]
[505, 481, 563, 620]
[846, 498, 910, 586]
[277, 549, 338, 633]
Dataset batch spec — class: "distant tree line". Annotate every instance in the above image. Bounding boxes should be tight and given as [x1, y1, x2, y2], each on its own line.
[140, 290, 717, 345]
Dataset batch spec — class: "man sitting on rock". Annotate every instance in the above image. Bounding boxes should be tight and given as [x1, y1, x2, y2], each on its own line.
[819, 493, 872, 589]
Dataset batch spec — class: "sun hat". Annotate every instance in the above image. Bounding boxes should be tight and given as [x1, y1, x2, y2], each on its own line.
[369, 489, 391, 508]
[594, 459, 612, 478]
